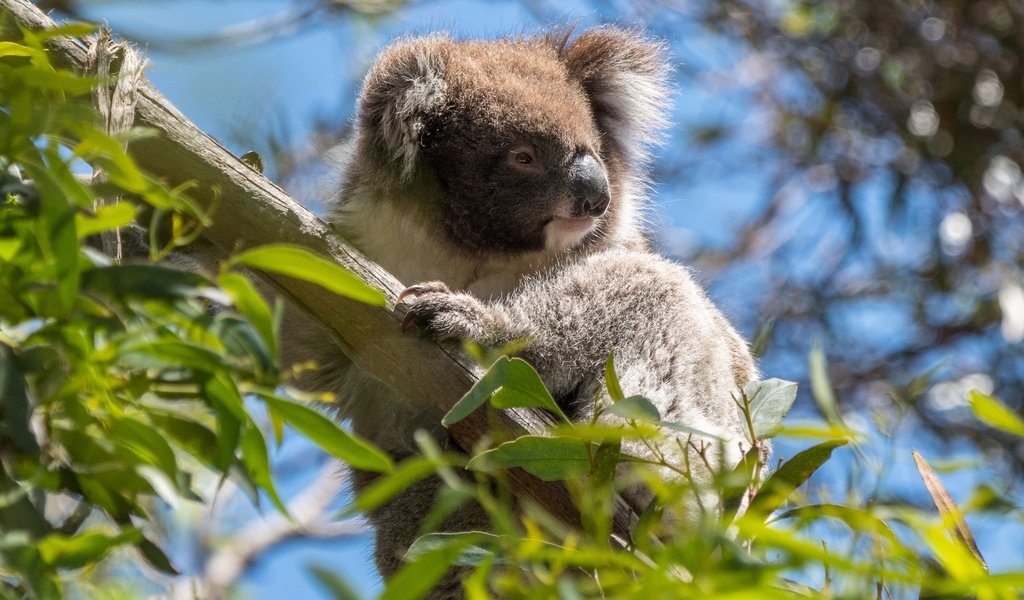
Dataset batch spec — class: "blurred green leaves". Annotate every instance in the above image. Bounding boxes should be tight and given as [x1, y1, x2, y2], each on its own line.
[0, 29, 390, 598]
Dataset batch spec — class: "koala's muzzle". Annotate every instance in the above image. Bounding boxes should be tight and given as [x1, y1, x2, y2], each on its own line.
[569, 153, 611, 218]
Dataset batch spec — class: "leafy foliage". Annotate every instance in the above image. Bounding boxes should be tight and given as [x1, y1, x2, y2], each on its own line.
[346, 356, 1024, 599]
[0, 26, 388, 597]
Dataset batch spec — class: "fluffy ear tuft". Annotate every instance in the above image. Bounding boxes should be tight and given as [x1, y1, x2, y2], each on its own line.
[358, 37, 450, 179]
[560, 27, 671, 166]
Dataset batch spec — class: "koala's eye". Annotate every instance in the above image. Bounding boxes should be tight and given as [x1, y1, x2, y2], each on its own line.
[508, 145, 539, 169]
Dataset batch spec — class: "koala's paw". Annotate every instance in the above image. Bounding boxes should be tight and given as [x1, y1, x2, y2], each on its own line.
[398, 281, 495, 342]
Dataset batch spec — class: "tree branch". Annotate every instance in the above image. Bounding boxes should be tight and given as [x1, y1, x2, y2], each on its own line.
[1, 0, 637, 538]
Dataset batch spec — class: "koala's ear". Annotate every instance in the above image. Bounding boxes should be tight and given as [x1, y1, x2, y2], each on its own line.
[359, 37, 450, 179]
[560, 27, 671, 165]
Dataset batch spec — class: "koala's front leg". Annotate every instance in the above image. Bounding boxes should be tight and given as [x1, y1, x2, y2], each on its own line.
[398, 281, 525, 345]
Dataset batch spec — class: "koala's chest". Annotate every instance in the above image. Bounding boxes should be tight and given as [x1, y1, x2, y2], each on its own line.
[346, 204, 539, 301]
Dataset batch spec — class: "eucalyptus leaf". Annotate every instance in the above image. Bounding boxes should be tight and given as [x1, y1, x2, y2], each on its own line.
[968, 390, 1024, 437]
[743, 378, 799, 439]
[262, 395, 392, 473]
[603, 395, 661, 422]
[467, 436, 591, 481]
[748, 439, 847, 516]
[604, 352, 625, 402]
[229, 244, 385, 307]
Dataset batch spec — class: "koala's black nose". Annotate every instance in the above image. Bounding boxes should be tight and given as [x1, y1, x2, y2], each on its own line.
[569, 153, 611, 217]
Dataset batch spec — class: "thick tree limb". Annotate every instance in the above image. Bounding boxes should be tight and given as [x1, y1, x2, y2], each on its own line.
[2, 0, 636, 537]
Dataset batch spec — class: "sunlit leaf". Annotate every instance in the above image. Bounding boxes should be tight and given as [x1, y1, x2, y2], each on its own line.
[604, 352, 625, 402]
[748, 439, 847, 516]
[262, 395, 391, 473]
[37, 529, 141, 570]
[229, 244, 385, 306]
[75, 202, 135, 239]
[443, 357, 567, 425]
[968, 390, 1024, 437]
[912, 450, 987, 571]
[808, 345, 843, 426]
[219, 271, 277, 356]
[381, 534, 470, 600]
[346, 457, 437, 515]
[743, 378, 799, 439]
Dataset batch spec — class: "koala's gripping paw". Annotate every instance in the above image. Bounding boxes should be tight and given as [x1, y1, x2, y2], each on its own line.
[398, 281, 495, 342]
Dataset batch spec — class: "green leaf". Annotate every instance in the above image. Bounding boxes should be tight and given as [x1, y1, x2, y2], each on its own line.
[309, 564, 363, 600]
[748, 439, 847, 516]
[229, 244, 385, 306]
[109, 417, 179, 481]
[969, 390, 1024, 437]
[75, 202, 135, 239]
[381, 534, 470, 600]
[219, 272, 278, 356]
[808, 345, 843, 425]
[125, 340, 227, 374]
[442, 356, 510, 425]
[404, 532, 498, 567]
[912, 450, 987, 570]
[136, 536, 179, 576]
[603, 395, 660, 422]
[489, 358, 566, 422]
[37, 529, 142, 570]
[347, 457, 437, 515]
[442, 357, 567, 426]
[604, 352, 625, 402]
[262, 395, 392, 473]
[657, 420, 724, 441]
[467, 436, 591, 481]
[239, 423, 287, 515]
[774, 504, 899, 544]
[82, 264, 210, 300]
[744, 378, 799, 439]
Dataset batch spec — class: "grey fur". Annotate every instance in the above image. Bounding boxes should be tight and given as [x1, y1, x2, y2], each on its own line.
[279, 27, 761, 598]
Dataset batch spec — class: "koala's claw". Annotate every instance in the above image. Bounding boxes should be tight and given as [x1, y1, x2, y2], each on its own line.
[398, 282, 450, 303]
[397, 281, 490, 342]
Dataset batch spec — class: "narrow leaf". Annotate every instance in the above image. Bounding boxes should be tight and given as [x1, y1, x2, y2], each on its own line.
[263, 395, 391, 473]
[443, 356, 509, 426]
[309, 564, 363, 600]
[219, 272, 278, 356]
[347, 457, 437, 515]
[748, 439, 847, 516]
[467, 436, 591, 481]
[808, 345, 843, 425]
[604, 352, 625, 402]
[38, 529, 142, 570]
[912, 449, 987, 571]
[229, 244, 385, 306]
[239, 424, 287, 515]
[381, 536, 469, 600]
[968, 390, 1024, 437]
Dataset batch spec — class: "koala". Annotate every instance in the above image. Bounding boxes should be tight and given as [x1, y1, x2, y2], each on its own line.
[281, 27, 760, 596]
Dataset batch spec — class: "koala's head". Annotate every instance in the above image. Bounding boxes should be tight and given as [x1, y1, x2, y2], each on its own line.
[356, 27, 669, 255]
